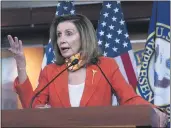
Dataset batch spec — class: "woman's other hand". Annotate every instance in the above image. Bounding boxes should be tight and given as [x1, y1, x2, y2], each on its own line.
[154, 108, 168, 127]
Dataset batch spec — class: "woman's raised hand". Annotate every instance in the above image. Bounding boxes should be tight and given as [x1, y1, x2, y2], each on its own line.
[7, 35, 26, 69]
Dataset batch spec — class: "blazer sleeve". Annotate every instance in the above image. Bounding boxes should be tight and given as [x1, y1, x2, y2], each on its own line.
[14, 66, 49, 108]
[110, 59, 155, 107]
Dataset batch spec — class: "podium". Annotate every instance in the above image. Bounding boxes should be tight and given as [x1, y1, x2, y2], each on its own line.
[2, 105, 159, 128]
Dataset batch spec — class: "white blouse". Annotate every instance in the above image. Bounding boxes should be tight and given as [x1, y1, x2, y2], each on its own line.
[68, 82, 85, 107]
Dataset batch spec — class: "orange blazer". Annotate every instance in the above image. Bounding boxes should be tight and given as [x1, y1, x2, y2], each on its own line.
[14, 57, 153, 108]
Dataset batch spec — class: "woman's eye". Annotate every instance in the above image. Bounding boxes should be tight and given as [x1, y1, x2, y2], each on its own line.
[66, 31, 73, 36]
[57, 33, 61, 37]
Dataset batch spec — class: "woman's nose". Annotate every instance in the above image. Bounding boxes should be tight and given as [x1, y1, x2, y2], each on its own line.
[58, 35, 66, 45]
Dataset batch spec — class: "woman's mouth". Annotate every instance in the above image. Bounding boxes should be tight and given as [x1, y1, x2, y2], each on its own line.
[61, 47, 70, 53]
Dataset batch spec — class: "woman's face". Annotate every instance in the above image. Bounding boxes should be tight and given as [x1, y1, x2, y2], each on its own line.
[57, 21, 81, 58]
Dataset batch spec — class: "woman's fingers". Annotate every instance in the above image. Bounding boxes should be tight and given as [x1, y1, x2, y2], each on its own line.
[8, 48, 17, 54]
[7, 35, 15, 49]
[18, 40, 23, 52]
[14, 37, 19, 50]
[7, 35, 23, 55]
[154, 108, 168, 127]
[8, 35, 20, 49]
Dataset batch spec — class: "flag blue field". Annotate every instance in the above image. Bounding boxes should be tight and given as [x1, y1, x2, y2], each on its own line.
[137, 1, 170, 127]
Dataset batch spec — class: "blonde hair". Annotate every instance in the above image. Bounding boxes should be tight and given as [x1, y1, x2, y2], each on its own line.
[50, 14, 102, 65]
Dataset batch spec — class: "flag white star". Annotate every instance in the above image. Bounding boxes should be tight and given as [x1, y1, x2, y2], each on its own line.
[55, 11, 58, 15]
[57, 3, 60, 7]
[63, 6, 68, 10]
[117, 29, 122, 35]
[52, 58, 56, 63]
[112, 16, 117, 22]
[114, 8, 119, 13]
[98, 40, 102, 45]
[112, 47, 118, 52]
[106, 3, 111, 8]
[105, 42, 110, 48]
[119, 19, 125, 25]
[109, 24, 114, 30]
[99, 30, 104, 36]
[124, 33, 129, 38]
[123, 42, 128, 47]
[106, 33, 112, 39]
[49, 48, 52, 52]
[115, 38, 120, 43]
[101, 21, 107, 27]
[103, 12, 109, 18]
[70, 10, 75, 14]
[103, 51, 107, 57]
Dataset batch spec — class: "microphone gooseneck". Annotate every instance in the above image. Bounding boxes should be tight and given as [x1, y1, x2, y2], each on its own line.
[29, 59, 79, 108]
[91, 58, 120, 105]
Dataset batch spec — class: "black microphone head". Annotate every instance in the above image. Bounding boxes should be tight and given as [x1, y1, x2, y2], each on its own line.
[91, 58, 98, 64]
[71, 59, 79, 65]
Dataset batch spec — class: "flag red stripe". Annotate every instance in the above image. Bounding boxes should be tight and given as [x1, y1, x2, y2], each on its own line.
[121, 53, 137, 90]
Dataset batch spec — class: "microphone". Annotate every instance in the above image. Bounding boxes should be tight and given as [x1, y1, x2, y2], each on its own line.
[91, 58, 120, 105]
[30, 59, 79, 108]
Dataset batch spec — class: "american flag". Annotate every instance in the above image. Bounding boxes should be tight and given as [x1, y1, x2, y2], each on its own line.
[41, 1, 75, 69]
[96, 1, 138, 90]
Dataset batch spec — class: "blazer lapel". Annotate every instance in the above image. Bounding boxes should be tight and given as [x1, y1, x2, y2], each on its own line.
[54, 65, 71, 107]
[80, 65, 102, 107]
